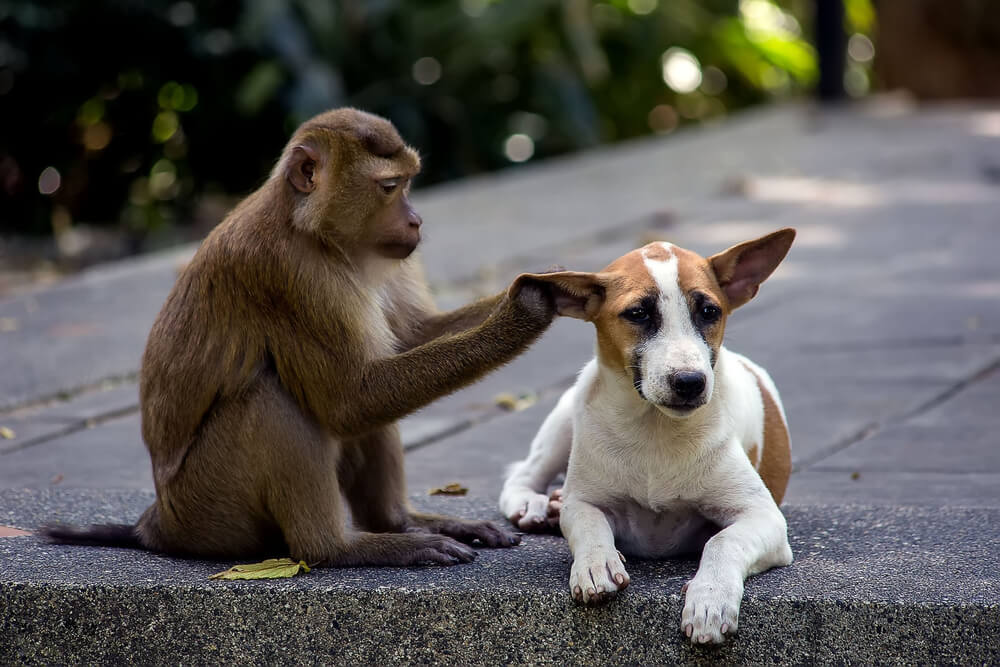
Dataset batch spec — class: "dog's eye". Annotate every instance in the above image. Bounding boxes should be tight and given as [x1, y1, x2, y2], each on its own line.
[622, 307, 649, 324]
[700, 304, 721, 323]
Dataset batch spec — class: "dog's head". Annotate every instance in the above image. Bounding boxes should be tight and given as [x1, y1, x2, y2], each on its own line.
[514, 229, 795, 418]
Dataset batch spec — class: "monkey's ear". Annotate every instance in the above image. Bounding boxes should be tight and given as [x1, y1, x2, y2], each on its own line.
[510, 271, 606, 321]
[286, 144, 321, 193]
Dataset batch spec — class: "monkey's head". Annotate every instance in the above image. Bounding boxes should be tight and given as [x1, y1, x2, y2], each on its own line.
[279, 108, 423, 260]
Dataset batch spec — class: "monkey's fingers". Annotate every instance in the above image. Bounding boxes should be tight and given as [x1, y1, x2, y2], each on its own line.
[439, 518, 520, 548]
[415, 535, 477, 565]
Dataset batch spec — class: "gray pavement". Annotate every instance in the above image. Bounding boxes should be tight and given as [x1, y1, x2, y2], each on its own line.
[3, 491, 999, 664]
[2, 100, 1000, 662]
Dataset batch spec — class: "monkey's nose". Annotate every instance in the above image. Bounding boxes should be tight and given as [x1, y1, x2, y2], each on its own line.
[408, 211, 422, 228]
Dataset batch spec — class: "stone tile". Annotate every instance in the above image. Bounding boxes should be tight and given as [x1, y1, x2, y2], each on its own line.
[0, 414, 152, 489]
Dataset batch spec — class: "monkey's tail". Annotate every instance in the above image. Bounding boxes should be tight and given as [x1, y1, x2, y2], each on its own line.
[39, 523, 143, 549]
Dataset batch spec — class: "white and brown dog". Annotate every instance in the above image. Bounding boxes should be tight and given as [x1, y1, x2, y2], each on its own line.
[500, 229, 796, 644]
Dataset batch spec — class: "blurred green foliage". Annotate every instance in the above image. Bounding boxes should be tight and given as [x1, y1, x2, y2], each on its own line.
[0, 0, 870, 240]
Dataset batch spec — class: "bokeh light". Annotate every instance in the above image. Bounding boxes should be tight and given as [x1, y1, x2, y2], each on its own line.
[504, 134, 534, 162]
[848, 33, 875, 63]
[661, 48, 702, 94]
[168, 2, 196, 27]
[701, 66, 728, 95]
[38, 167, 61, 195]
[152, 111, 180, 143]
[412, 57, 442, 86]
[460, 0, 489, 18]
[647, 105, 678, 134]
[627, 0, 657, 16]
[83, 123, 113, 151]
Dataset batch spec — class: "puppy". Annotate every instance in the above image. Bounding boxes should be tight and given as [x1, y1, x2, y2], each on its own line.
[500, 229, 796, 644]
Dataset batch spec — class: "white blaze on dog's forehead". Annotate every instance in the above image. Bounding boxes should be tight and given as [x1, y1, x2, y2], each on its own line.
[641, 244, 681, 300]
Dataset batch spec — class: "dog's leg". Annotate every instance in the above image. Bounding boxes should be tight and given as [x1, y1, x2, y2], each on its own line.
[561, 497, 630, 604]
[681, 460, 793, 644]
[499, 386, 575, 531]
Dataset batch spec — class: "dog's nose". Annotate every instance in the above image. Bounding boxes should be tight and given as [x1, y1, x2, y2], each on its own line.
[670, 371, 706, 400]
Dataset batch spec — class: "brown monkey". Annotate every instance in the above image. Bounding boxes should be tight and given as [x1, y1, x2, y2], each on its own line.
[42, 108, 561, 566]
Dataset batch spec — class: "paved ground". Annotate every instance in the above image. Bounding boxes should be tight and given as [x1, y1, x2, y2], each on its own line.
[2, 100, 999, 662]
[2, 100, 998, 507]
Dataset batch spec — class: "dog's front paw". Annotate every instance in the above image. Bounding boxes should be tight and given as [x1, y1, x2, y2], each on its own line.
[680, 574, 743, 644]
[504, 490, 560, 532]
[569, 549, 630, 605]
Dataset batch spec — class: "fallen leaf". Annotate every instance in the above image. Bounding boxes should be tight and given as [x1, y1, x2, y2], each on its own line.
[850, 471, 861, 481]
[494, 391, 538, 412]
[50, 474, 64, 485]
[0, 526, 31, 538]
[429, 482, 468, 496]
[0, 426, 15, 440]
[210, 558, 311, 581]
[0, 317, 18, 332]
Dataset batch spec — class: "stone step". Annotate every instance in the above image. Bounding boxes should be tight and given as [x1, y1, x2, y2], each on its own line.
[2, 489, 998, 664]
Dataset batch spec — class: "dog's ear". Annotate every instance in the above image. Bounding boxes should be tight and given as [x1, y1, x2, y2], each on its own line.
[510, 271, 606, 321]
[709, 228, 795, 309]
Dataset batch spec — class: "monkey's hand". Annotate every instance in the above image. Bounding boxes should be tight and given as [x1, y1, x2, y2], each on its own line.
[504, 279, 557, 325]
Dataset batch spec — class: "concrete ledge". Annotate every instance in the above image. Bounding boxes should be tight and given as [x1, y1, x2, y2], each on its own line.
[2, 489, 999, 664]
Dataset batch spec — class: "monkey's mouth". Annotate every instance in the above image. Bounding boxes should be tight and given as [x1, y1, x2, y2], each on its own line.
[379, 241, 419, 259]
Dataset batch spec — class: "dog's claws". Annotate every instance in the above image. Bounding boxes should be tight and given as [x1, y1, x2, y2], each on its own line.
[685, 624, 693, 638]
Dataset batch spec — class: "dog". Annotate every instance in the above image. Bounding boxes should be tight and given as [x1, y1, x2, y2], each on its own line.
[500, 229, 796, 644]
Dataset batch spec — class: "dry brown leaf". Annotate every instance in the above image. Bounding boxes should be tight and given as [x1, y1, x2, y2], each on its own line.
[429, 482, 468, 496]
[494, 391, 538, 412]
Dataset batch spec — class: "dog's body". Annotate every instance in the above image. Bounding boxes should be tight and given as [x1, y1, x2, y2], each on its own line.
[499, 230, 795, 644]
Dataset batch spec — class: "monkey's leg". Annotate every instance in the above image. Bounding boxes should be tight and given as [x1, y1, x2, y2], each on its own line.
[256, 381, 480, 567]
[344, 427, 520, 548]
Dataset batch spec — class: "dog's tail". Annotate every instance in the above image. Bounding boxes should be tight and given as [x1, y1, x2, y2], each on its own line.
[39, 523, 143, 549]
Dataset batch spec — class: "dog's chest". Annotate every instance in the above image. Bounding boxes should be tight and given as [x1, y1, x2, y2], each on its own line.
[602, 499, 711, 558]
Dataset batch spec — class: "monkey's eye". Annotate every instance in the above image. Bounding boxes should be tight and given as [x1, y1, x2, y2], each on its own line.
[621, 306, 650, 324]
[378, 178, 401, 194]
[699, 304, 722, 323]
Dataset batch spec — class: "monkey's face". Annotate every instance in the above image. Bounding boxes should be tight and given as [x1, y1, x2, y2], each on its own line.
[370, 177, 423, 260]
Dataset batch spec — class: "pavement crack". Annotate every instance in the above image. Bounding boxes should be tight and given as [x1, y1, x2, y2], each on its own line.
[793, 357, 1000, 472]
[0, 404, 139, 456]
[433, 211, 675, 292]
[403, 373, 579, 454]
[795, 334, 1000, 354]
[0, 372, 139, 418]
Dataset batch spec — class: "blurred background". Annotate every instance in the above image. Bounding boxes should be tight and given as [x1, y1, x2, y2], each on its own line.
[0, 0, 996, 290]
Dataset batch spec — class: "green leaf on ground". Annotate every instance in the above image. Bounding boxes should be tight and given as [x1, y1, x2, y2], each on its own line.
[0, 426, 15, 439]
[209, 558, 311, 580]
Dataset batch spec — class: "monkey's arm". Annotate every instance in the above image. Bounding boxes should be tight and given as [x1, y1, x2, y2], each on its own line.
[327, 290, 552, 435]
[403, 293, 504, 349]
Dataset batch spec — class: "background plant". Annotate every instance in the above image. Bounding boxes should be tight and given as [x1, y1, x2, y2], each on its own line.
[0, 0, 874, 244]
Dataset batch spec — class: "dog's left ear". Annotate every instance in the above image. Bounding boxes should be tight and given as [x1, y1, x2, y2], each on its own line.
[510, 271, 606, 321]
[709, 228, 796, 309]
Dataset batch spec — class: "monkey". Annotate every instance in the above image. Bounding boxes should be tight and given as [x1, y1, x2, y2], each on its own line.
[42, 108, 564, 567]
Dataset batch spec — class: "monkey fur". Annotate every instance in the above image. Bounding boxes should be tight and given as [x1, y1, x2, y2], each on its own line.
[42, 109, 561, 566]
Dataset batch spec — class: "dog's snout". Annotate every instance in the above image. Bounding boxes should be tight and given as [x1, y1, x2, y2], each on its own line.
[670, 371, 706, 400]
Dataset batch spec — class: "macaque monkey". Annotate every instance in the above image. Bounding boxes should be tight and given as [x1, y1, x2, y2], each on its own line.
[43, 108, 563, 566]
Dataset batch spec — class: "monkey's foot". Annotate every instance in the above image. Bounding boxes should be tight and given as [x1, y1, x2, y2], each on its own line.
[410, 514, 520, 548]
[325, 532, 477, 567]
